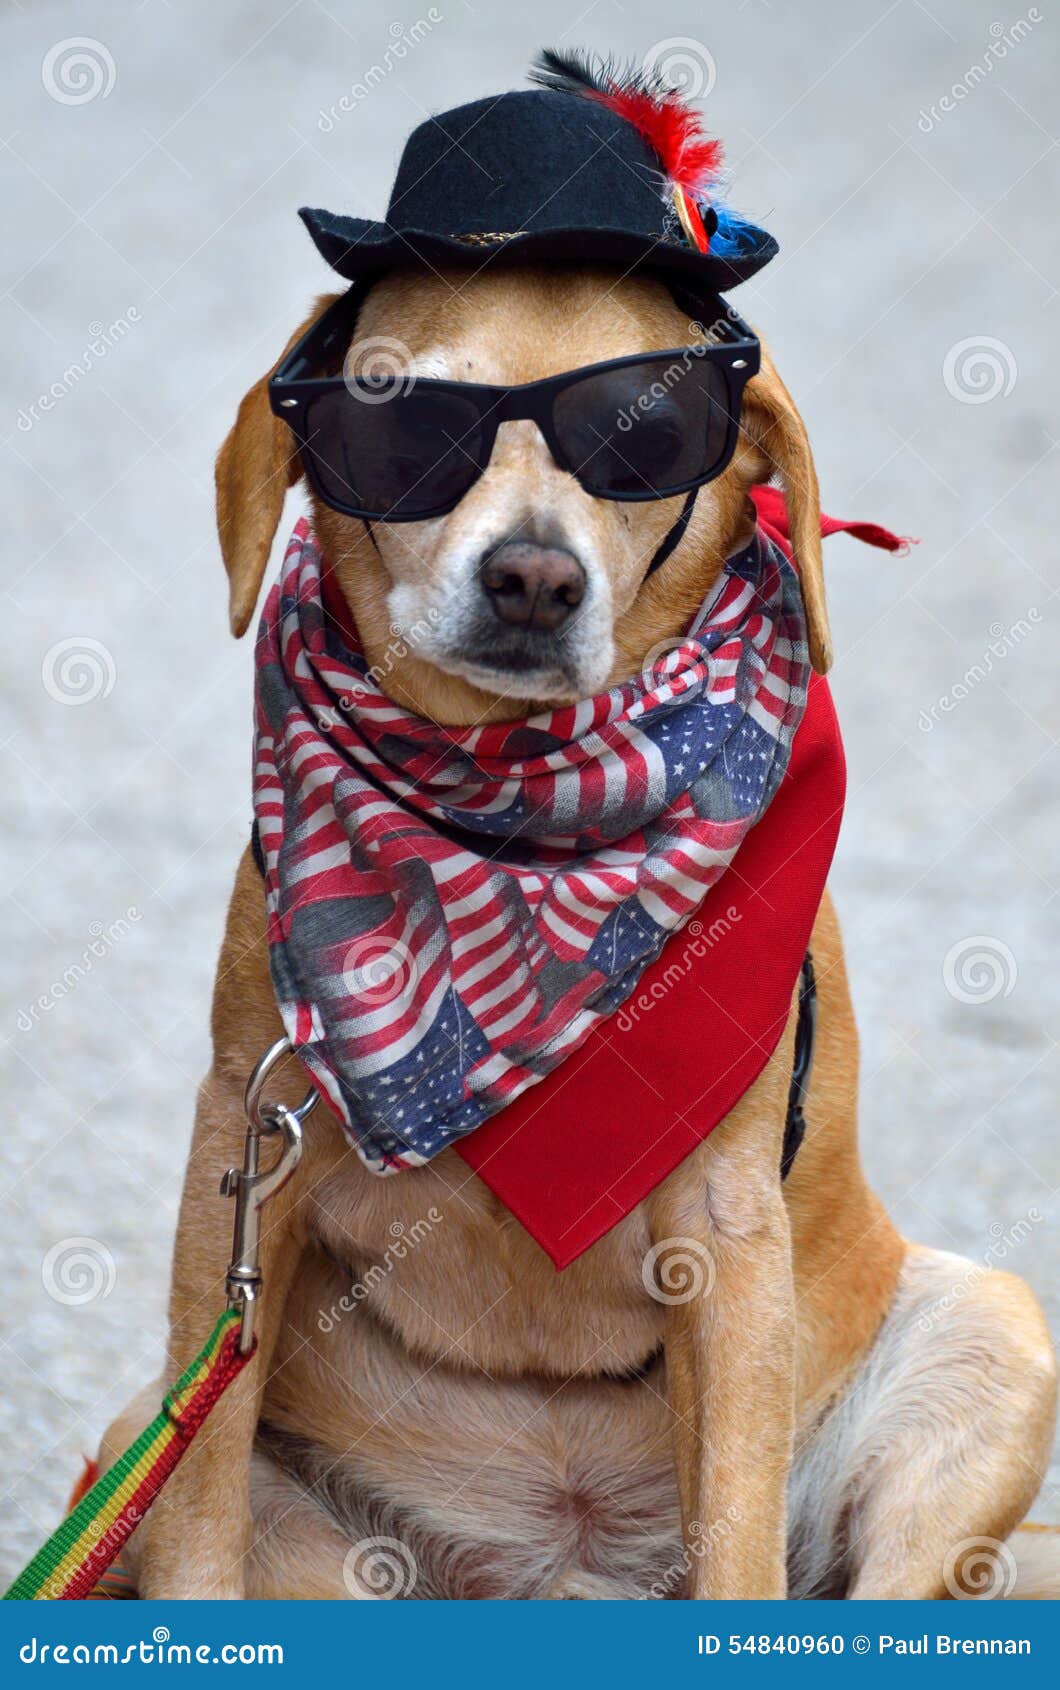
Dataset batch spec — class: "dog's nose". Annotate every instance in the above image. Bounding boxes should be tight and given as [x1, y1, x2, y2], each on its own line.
[479, 541, 586, 633]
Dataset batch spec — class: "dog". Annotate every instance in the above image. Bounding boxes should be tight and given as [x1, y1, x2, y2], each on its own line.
[98, 248, 1057, 1601]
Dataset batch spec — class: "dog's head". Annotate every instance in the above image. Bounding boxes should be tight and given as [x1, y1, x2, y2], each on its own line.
[217, 264, 829, 723]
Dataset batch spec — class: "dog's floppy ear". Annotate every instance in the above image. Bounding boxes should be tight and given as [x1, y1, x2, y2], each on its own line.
[742, 347, 832, 675]
[215, 294, 340, 637]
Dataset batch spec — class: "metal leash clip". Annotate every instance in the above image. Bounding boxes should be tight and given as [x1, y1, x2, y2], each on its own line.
[221, 1037, 317, 1352]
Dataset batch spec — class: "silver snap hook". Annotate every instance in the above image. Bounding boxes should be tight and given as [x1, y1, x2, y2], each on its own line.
[222, 1038, 316, 1351]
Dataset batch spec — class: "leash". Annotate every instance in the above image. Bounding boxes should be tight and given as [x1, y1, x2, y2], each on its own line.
[4, 1041, 314, 1602]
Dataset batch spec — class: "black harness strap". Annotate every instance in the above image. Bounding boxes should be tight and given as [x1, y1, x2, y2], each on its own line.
[781, 950, 817, 1181]
[250, 816, 266, 879]
[643, 485, 698, 580]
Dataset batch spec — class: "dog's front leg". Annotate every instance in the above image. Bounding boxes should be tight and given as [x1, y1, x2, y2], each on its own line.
[131, 1063, 324, 1600]
[649, 1056, 796, 1601]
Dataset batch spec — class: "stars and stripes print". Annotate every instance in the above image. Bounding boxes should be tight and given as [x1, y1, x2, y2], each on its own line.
[253, 518, 809, 1173]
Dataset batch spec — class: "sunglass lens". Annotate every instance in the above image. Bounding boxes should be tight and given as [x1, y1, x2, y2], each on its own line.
[552, 355, 731, 498]
[303, 387, 486, 518]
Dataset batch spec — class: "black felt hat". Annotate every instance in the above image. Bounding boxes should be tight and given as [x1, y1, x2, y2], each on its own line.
[300, 50, 777, 295]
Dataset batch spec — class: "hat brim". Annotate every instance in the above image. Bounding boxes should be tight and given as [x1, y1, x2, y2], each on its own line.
[299, 208, 777, 294]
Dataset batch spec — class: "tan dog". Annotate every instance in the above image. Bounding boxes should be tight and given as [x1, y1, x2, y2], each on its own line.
[103, 264, 1057, 1601]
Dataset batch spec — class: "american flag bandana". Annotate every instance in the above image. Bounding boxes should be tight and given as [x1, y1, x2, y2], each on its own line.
[253, 517, 809, 1173]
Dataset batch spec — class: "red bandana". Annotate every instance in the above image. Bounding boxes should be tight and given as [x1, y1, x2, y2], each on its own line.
[455, 490, 907, 1266]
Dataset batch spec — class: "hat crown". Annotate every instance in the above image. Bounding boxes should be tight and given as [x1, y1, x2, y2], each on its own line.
[385, 89, 663, 240]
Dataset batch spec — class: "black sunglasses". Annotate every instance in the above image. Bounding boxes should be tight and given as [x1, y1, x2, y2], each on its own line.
[269, 283, 760, 524]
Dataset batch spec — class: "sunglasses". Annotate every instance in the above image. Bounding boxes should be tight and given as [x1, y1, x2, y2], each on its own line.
[269, 284, 760, 524]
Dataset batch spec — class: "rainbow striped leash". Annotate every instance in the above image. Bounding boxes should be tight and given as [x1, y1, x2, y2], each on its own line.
[4, 1038, 315, 1602]
[5, 1311, 251, 1601]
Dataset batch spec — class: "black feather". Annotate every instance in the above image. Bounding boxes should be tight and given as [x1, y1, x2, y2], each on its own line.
[529, 46, 676, 102]
[529, 47, 609, 97]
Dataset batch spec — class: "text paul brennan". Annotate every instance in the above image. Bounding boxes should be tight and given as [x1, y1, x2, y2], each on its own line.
[881, 1635, 1029, 1656]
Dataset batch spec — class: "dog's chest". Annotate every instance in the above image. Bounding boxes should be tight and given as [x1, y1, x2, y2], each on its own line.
[304, 1149, 666, 1375]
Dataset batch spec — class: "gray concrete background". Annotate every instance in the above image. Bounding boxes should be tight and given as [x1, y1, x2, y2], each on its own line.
[1, 0, 1057, 1583]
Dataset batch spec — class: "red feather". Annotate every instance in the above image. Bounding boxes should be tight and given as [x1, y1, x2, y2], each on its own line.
[589, 85, 722, 202]
[528, 49, 722, 252]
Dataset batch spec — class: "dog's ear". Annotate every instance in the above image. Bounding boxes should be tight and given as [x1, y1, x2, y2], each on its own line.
[215, 295, 340, 637]
[742, 347, 832, 675]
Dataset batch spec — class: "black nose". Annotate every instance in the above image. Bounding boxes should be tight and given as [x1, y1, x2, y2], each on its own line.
[479, 541, 586, 633]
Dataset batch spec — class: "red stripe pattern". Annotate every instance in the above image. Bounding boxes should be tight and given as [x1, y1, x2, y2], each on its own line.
[253, 520, 809, 1172]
